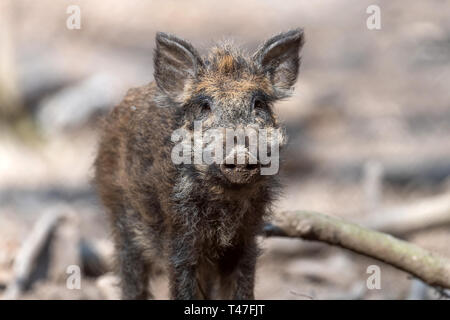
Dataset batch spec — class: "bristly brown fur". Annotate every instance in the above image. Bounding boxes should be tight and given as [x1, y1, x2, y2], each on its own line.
[94, 29, 304, 300]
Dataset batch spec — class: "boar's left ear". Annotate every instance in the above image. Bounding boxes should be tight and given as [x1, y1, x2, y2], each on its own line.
[154, 32, 203, 105]
[254, 29, 305, 98]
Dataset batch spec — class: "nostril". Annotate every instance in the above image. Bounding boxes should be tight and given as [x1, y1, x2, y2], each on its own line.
[223, 163, 236, 170]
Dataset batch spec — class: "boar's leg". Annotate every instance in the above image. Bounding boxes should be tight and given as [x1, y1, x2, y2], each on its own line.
[114, 214, 151, 300]
[168, 232, 200, 299]
[218, 239, 258, 300]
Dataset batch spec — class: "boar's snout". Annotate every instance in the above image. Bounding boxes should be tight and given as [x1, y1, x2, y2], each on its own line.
[219, 147, 260, 185]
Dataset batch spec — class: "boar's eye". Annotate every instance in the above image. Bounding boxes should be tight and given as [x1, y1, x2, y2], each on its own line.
[201, 100, 211, 112]
[253, 98, 265, 110]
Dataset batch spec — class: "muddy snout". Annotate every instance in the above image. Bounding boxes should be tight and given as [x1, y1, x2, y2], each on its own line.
[219, 147, 260, 184]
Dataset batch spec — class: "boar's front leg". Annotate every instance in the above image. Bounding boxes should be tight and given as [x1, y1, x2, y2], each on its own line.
[168, 232, 199, 300]
[218, 238, 258, 300]
[114, 215, 151, 300]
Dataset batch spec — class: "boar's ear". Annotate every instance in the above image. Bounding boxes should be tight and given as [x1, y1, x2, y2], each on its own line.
[154, 32, 203, 104]
[254, 29, 305, 98]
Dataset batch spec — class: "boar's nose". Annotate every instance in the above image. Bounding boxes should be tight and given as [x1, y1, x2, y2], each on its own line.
[219, 148, 260, 184]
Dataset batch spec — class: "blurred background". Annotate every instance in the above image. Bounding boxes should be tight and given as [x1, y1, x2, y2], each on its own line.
[1, 0, 450, 299]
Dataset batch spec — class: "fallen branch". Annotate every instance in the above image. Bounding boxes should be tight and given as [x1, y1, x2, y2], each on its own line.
[3, 207, 71, 299]
[263, 211, 450, 289]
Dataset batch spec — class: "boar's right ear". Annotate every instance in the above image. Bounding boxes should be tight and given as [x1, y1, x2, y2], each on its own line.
[154, 32, 203, 105]
[254, 29, 305, 98]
